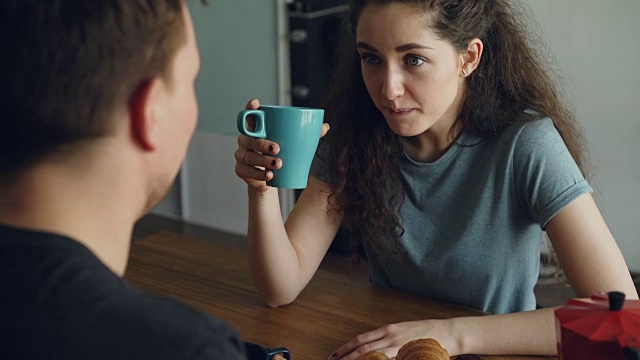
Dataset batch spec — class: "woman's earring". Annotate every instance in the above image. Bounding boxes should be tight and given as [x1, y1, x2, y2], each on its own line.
[462, 69, 468, 77]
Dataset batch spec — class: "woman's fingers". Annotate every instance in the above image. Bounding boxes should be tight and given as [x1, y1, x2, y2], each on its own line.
[235, 147, 281, 171]
[245, 98, 260, 110]
[234, 134, 281, 187]
[337, 342, 399, 360]
[320, 123, 331, 138]
[237, 135, 280, 158]
[235, 98, 277, 190]
[242, 99, 261, 132]
[235, 99, 281, 188]
[234, 159, 273, 182]
[332, 329, 388, 360]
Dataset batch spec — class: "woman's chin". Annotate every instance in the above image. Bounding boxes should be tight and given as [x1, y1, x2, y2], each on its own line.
[385, 121, 430, 138]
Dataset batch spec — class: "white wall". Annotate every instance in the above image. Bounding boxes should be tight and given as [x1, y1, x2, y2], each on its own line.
[181, 132, 249, 235]
[152, 0, 285, 230]
[523, 0, 640, 271]
[152, 1, 295, 234]
[190, 1, 280, 136]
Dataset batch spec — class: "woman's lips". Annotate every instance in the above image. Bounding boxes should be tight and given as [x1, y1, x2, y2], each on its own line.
[385, 107, 415, 116]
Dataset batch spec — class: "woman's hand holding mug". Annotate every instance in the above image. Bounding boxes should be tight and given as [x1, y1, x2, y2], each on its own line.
[235, 98, 280, 193]
[235, 98, 330, 192]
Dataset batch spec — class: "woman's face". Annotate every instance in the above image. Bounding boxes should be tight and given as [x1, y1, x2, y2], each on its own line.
[356, 3, 466, 139]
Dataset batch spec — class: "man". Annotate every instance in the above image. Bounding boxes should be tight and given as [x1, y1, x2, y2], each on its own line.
[0, 1, 246, 359]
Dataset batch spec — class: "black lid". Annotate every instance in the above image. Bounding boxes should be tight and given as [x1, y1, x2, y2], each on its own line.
[609, 291, 626, 311]
[624, 347, 639, 360]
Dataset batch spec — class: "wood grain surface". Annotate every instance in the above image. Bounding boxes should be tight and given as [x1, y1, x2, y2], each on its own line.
[124, 231, 556, 360]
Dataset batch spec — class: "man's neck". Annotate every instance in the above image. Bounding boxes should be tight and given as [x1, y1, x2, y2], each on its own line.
[0, 158, 144, 276]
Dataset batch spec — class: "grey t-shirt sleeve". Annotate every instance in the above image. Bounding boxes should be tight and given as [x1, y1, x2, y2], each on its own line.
[512, 118, 592, 229]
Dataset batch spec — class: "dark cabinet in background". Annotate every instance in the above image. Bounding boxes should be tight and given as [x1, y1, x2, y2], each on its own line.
[287, 0, 348, 108]
[287, 0, 352, 255]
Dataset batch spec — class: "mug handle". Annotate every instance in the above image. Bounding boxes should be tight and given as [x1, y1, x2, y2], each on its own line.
[237, 110, 266, 138]
[266, 347, 290, 360]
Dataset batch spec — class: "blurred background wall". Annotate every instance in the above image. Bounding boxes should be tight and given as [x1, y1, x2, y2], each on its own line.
[152, 0, 640, 272]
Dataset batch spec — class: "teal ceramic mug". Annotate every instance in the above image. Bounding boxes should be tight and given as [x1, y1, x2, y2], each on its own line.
[237, 105, 324, 189]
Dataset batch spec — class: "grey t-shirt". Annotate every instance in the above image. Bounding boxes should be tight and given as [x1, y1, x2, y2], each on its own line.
[310, 118, 591, 314]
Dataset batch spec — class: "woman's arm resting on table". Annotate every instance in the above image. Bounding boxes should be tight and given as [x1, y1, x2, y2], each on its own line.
[248, 175, 342, 307]
[332, 193, 638, 359]
[545, 193, 638, 299]
[332, 307, 558, 359]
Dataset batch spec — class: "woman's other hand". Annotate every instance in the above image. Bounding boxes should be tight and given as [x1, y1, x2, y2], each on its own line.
[330, 319, 459, 360]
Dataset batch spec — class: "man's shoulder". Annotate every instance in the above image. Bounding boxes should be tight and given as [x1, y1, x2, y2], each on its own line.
[0, 226, 246, 360]
[120, 290, 235, 336]
[5, 281, 246, 360]
[106, 291, 246, 358]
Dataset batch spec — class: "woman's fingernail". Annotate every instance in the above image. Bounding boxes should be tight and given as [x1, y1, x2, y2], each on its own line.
[271, 160, 277, 166]
[269, 145, 274, 152]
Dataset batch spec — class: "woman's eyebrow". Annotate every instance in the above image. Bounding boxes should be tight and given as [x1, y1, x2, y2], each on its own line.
[356, 42, 434, 52]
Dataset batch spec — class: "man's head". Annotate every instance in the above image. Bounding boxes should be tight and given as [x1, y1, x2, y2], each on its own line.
[1, 0, 202, 213]
[1, 0, 200, 183]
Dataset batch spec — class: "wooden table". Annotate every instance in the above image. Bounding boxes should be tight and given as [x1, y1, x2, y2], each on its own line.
[124, 231, 556, 360]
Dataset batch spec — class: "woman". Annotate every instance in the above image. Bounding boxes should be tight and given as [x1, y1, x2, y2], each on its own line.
[234, 0, 638, 358]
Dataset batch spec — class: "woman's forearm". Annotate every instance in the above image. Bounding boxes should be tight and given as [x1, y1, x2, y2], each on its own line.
[246, 187, 304, 306]
[450, 307, 558, 356]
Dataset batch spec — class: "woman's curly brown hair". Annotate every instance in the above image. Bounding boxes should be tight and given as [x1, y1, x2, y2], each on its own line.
[320, 0, 588, 259]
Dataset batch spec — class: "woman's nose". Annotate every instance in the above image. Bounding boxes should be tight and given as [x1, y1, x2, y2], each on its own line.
[381, 67, 405, 100]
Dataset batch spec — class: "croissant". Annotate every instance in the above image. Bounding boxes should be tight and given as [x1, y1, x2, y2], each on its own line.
[356, 338, 449, 360]
[355, 352, 390, 360]
[396, 338, 450, 360]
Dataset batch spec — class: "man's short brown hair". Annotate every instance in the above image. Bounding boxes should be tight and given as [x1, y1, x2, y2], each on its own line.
[0, 0, 194, 177]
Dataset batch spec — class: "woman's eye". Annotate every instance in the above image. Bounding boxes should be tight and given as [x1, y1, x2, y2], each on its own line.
[405, 55, 425, 66]
[361, 54, 380, 65]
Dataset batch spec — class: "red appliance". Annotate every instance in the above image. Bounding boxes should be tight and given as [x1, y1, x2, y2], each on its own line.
[555, 291, 640, 359]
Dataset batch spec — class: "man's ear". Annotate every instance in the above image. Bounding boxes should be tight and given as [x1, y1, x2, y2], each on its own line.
[128, 78, 163, 151]
[459, 38, 483, 77]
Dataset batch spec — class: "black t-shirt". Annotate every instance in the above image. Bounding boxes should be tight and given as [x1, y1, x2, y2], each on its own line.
[0, 225, 247, 360]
